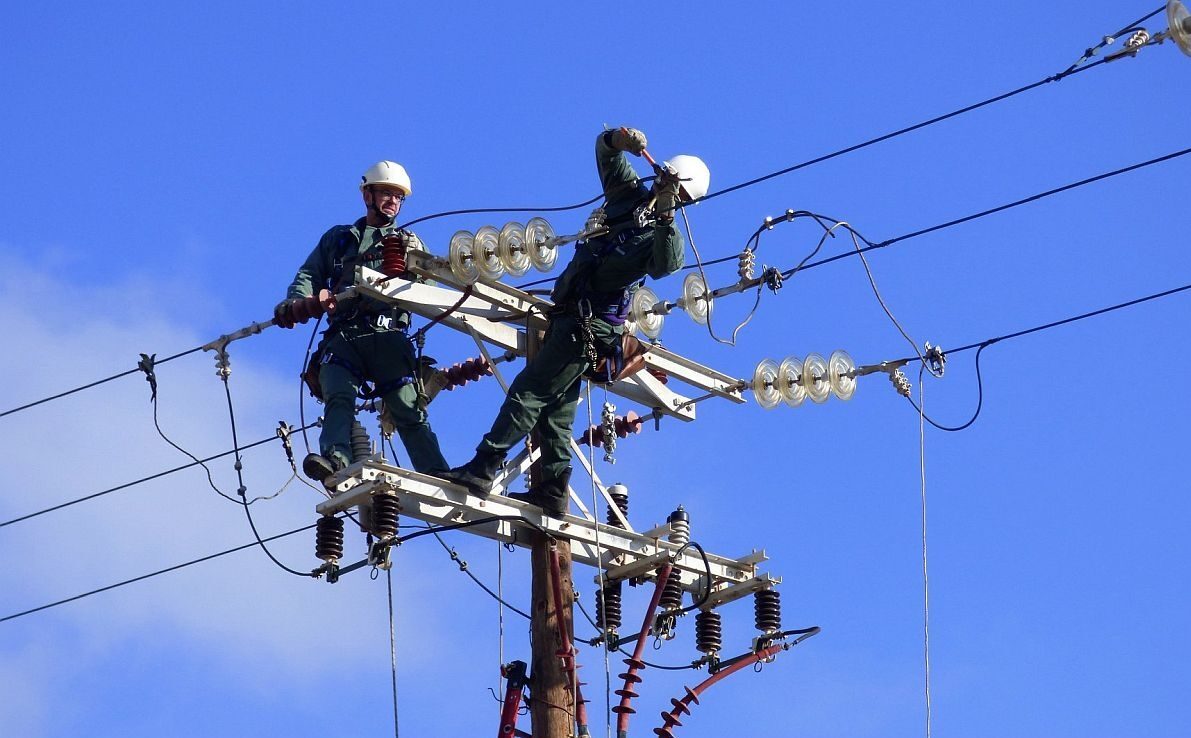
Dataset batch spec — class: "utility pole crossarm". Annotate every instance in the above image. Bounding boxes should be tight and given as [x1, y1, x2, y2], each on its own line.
[351, 258, 748, 421]
[315, 461, 777, 607]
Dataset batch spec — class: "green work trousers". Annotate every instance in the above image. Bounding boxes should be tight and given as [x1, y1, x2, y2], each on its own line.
[476, 313, 617, 482]
[319, 321, 448, 474]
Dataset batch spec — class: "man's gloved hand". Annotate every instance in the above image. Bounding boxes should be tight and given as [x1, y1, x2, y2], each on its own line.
[273, 298, 301, 329]
[610, 127, 648, 155]
[653, 172, 682, 223]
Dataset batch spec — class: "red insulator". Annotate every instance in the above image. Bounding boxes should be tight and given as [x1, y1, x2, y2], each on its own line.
[380, 235, 408, 277]
[292, 288, 337, 324]
[442, 356, 493, 391]
[578, 411, 644, 447]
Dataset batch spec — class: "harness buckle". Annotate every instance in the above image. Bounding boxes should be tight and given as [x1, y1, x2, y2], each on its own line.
[374, 314, 394, 331]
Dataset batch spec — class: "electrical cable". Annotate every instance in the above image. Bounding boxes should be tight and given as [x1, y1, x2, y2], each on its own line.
[0, 346, 205, 420]
[894, 282, 1191, 430]
[298, 314, 324, 454]
[221, 374, 314, 578]
[573, 597, 698, 672]
[582, 381, 615, 735]
[0, 424, 316, 530]
[429, 529, 531, 619]
[917, 365, 933, 738]
[0, 522, 319, 624]
[692, 57, 1113, 210]
[783, 146, 1191, 279]
[386, 567, 401, 738]
[396, 191, 607, 232]
[1061, 5, 1168, 74]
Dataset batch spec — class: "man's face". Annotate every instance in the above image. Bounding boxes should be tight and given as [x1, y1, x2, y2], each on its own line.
[364, 185, 406, 221]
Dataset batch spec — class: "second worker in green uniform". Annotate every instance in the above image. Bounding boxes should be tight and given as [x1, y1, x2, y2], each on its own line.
[444, 126, 710, 516]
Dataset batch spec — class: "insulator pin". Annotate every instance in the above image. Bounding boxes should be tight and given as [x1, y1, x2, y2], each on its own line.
[754, 589, 782, 634]
[371, 494, 401, 539]
[606, 484, 629, 528]
[315, 515, 345, 563]
[350, 418, 372, 462]
[596, 581, 623, 632]
[695, 610, 723, 655]
[659, 576, 684, 613]
[667, 506, 690, 547]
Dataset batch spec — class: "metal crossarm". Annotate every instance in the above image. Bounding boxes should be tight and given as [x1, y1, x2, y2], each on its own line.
[351, 255, 748, 421]
[315, 461, 777, 607]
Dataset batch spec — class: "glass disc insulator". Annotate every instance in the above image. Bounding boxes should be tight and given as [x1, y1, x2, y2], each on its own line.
[447, 230, 479, 285]
[778, 356, 806, 407]
[497, 221, 530, 277]
[828, 349, 857, 401]
[802, 353, 830, 404]
[752, 359, 781, 410]
[473, 225, 505, 281]
[629, 286, 664, 340]
[681, 272, 713, 326]
[525, 217, 558, 272]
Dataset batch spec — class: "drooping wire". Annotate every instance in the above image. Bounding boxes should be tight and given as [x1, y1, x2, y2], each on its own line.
[148, 379, 246, 506]
[429, 529, 531, 620]
[843, 225, 943, 378]
[0, 522, 319, 624]
[896, 282, 1191, 430]
[0, 424, 317, 530]
[221, 372, 314, 578]
[573, 597, 698, 672]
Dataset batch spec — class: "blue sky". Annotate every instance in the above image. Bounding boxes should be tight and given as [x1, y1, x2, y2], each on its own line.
[2, 2, 1188, 736]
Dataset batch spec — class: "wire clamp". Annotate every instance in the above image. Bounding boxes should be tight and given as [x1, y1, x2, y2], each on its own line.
[137, 353, 158, 402]
[761, 266, 783, 293]
[923, 342, 946, 377]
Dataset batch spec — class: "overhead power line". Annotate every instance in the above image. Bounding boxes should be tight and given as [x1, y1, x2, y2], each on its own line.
[900, 281, 1191, 430]
[0, 346, 204, 420]
[0, 523, 317, 625]
[783, 147, 1191, 278]
[0, 424, 316, 530]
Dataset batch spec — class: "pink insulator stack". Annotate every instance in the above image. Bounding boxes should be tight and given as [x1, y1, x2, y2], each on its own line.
[441, 356, 493, 391]
[578, 410, 643, 447]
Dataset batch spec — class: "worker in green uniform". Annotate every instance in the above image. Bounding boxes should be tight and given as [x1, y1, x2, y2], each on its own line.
[274, 161, 449, 483]
[443, 127, 710, 516]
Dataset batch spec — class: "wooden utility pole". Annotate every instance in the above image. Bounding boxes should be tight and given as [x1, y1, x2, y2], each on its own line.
[526, 322, 578, 738]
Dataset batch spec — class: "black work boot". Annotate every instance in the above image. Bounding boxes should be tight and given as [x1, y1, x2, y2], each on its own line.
[440, 451, 505, 497]
[507, 467, 571, 518]
[302, 453, 342, 488]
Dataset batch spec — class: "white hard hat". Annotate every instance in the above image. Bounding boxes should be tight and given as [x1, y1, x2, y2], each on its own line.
[360, 160, 412, 196]
[662, 155, 710, 202]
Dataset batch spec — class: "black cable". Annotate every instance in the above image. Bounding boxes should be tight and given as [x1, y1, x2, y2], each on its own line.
[0, 424, 316, 529]
[396, 515, 549, 545]
[430, 530, 531, 620]
[221, 375, 314, 578]
[693, 58, 1111, 209]
[673, 541, 714, 615]
[396, 191, 606, 231]
[573, 597, 697, 672]
[0, 523, 318, 624]
[783, 146, 1191, 280]
[889, 282, 1191, 429]
[0, 345, 205, 420]
[905, 344, 989, 433]
[151, 385, 241, 505]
